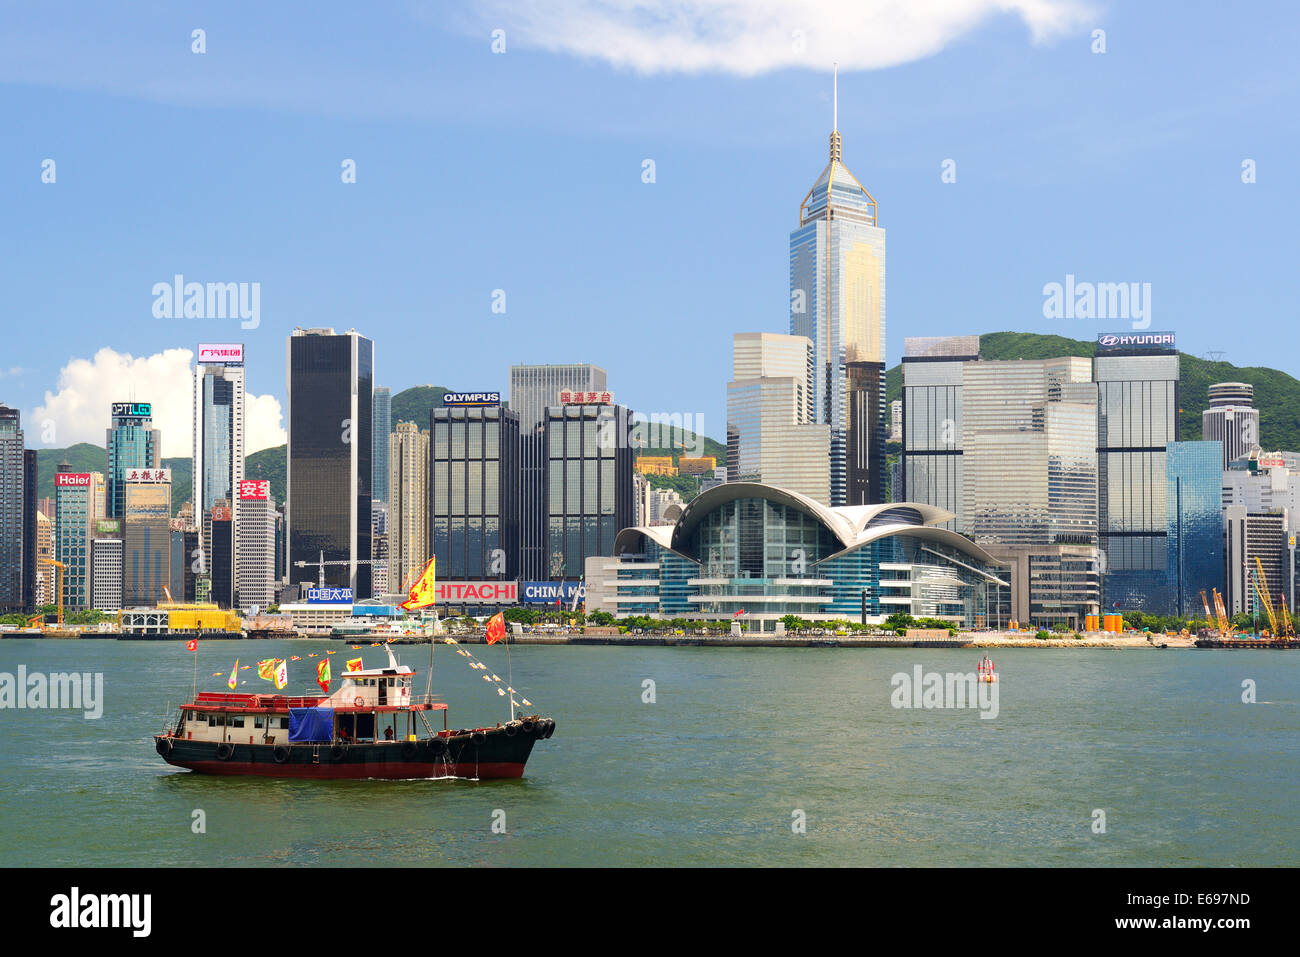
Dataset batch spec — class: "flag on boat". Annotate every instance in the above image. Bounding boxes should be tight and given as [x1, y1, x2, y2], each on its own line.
[274, 658, 288, 690]
[317, 658, 331, 693]
[186, 639, 197, 651]
[227, 659, 239, 690]
[400, 557, 437, 611]
[346, 657, 363, 673]
[486, 612, 506, 645]
[257, 658, 278, 681]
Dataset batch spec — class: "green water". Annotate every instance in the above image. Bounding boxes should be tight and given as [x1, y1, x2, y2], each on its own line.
[1, 638, 1296, 866]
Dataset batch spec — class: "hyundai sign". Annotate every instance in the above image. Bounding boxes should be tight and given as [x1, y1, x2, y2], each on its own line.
[443, 392, 501, 406]
[522, 581, 586, 604]
[1095, 332, 1176, 354]
[307, 587, 354, 604]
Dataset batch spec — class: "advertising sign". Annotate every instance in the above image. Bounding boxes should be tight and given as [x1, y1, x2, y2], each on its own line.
[443, 392, 501, 406]
[210, 505, 232, 522]
[521, 581, 586, 604]
[198, 343, 244, 364]
[55, 473, 92, 488]
[307, 587, 354, 604]
[95, 519, 121, 535]
[124, 468, 171, 483]
[559, 390, 613, 405]
[434, 581, 518, 604]
[111, 402, 152, 418]
[238, 479, 271, 500]
[1095, 333, 1176, 354]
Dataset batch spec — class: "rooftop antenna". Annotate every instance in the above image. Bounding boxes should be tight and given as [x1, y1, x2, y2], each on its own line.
[830, 63, 842, 162]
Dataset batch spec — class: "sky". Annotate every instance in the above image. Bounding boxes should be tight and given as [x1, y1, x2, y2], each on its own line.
[2, 1, 1298, 457]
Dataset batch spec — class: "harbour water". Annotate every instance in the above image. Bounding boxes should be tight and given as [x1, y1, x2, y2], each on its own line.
[1, 638, 1296, 867]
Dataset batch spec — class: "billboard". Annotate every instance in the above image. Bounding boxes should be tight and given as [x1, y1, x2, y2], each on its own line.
[55, 473, 92, 488]
[95, 519, 121, 535]
[238, 479, 271, 500]
[306, 587, 354, 604]
[434, 581, 518, 604]
[1095, 333, 1176, 354]
[210, 505, 232, 522]
[559, 390, 613, 405]
[111, 402, 152, 418]
[443, 392, 501, 406]
[198, 343, 244, 364]
[124, 468, 171, 483]
[521, 581, 586, 604]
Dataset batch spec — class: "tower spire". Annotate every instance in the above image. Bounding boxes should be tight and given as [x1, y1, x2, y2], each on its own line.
[830, 63, 842, 162]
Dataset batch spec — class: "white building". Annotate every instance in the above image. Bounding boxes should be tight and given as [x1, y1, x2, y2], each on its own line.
[235, 480, 276, 611]
[194, 344, 246, 589]
[90, 537, 123, 613]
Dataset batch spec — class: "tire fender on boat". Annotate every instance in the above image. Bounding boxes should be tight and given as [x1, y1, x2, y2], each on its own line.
[156, 737, 173, 755]
[472, 730, 486, 743]
[543, 719, 555, 739]
[331, 743, 348, 760]
[505, 721, 519, 737]
[272, 746, 290, 764]
[430, 737, 447, 755]
[401, 742, 417, 759]
[522, 718, 535, 733]
[216, 742, 235, 760]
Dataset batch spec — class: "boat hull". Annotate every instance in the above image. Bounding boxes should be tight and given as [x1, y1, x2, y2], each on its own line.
[155, 725, 547, 780]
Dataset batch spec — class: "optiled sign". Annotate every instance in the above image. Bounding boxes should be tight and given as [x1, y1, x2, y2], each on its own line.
[434, 581, 518, 604]
[443, 392, 501, 406]
[111, 402, 152, 418]
[198, 343, 244, 364]
[521, 581, 586, 604]
[307, 587, 354, 604]
[1095, 332, 1176, 354]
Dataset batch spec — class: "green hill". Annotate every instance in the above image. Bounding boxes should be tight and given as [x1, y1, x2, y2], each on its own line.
[391, 385, 448, 427]
[887, 331, 1300, 450]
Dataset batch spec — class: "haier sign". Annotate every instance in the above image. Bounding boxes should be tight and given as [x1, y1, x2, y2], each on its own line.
[521, 581, 586, 604]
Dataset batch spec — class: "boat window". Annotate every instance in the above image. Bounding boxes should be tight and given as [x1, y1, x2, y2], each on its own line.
[208, 715, 219, 727]
[254, 716, 264, 728]
[276, 717, 289, 729]
[230, 716, 245, 728]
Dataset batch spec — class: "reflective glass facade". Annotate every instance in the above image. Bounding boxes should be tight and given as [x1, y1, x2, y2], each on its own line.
[106, 411, 161, 520]
[287, 329, 373, 595]
[372, 386, 391, 504]
[1165, 441, 1224, 617]
[0, 407, 23, 611]
[900, 340, 977, 530]
[428, 405, 520, 580]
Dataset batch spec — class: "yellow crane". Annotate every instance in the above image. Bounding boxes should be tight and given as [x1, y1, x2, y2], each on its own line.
[39, 557, 66, 626]
[1252, 557, 1280, 637]
[1199, 590, 1214, 631]
[1212, 588, 1231, 635]
[1279, 594, 1297, 639]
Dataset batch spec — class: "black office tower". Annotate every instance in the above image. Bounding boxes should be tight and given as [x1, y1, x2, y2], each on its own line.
[287, 328, 374, 596]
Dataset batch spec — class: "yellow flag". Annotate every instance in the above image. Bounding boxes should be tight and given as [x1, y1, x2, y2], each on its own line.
[346, 657, 364, 673]
[227, 659, 238, 690]
[256, 658, 277, 681]
[400, 557, 437, 610]
[274, 659, 288, 690]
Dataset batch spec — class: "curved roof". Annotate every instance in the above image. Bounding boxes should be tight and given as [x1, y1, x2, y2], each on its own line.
[613, 482, 1001, 575]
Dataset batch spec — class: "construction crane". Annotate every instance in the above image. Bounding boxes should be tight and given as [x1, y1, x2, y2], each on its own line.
[1212, 588, 1231, 636]
[1279, 594, 1297, 639]
[39, 557, 65, 626]
[1252, 557, 1280, 637]
[294, 550, 384, 590]
[1199, 590, 1220, 635]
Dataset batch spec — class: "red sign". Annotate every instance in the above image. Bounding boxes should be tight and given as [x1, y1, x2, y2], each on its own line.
[211, 506, 232, 522]
[238, 480, 270, 500]
[433, 581, 518, 604]
[559, 390, 613, 405]
[198, 343, 244, 363]
[56, 473, 92, 487]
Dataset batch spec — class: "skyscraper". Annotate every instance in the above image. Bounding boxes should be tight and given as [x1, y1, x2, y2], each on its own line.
[0, 406, 25, 611]
[193, 343, 245, 587]
[900, 336, 980, 530]
[725, 332, 830, 502]
[235, 479, 277, 611]
[122, 469, 172, 607]
[510, 363, 607, 580]
[55, 466, 103, 611]
[1202, 381, 1260, 469]
[287, 328, 374, 596]
[388, 420, 429, 592]
[372, 385, 392, 505]
[789, 69, 886, 506]
[106, 402, 161, 519]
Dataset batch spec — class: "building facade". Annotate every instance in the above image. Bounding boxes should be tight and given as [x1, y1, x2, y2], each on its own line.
[428, 403, 521, 581]
[193, 345, 245, 588]
[236, 479, 277, 611]
[388, 420, 430, 591]
[1202, 381, 1260, 470]
[788, 83, 886, 506]
[372, 385, 392, 505]
[509, 363, 607, 580]
[0, 406, 25, 611]
[123, 477, 172, 607]
[900, 336, 980, 530]
[287, 327, 374, 596]
[106, 401, 161, 519]
[54, 469, 103, 611]
[90, 537, 124, 613]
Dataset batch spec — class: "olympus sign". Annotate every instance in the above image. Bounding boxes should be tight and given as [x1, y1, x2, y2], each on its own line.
[443, 392, 501, 406]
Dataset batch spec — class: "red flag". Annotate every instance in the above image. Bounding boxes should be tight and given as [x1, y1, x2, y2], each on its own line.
[486, 612, 506, 645]
[733, 609, 745, 618]
[186, 639, 197, 651]
[556, 593, 563, 607]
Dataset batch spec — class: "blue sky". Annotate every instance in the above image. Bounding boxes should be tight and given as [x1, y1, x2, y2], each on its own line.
[2, 1, 1297, 455]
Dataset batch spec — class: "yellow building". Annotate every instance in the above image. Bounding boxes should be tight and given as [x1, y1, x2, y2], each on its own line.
[635, 456, 678, 476]
[678, 456, 717, 475]
[163, 602, 242, 633]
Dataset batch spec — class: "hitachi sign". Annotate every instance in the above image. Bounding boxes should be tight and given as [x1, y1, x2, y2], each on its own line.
[443, 392, 501, 406]
[434, 581, 518, 603]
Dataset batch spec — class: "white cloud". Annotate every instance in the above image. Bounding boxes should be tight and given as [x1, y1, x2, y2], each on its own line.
[461, 0, 1095, 74]
[32, 348, 286, 458]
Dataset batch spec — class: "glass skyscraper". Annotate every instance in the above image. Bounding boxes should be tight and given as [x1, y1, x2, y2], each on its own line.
[900, 336, 980, 530]
[509, 363, 607, 580]
[0, 406, 25, 611]
[106, 402, 161, 519]
[193, 347, 245, 591]
[428, 403, 520, 580]
[287, 328, 374, 596]
[372, 385, 392, 505]
[789, 77, 886, 506]
[1165, 441, 1224, 618]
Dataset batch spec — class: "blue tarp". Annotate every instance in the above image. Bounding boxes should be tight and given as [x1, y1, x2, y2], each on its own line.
[288, 707, 335, 743]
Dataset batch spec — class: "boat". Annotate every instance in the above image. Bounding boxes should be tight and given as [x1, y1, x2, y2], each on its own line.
[153, 647, 554, 779]
[976, 656, 997, 683]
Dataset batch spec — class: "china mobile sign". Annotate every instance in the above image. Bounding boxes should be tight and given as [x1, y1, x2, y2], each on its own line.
[522, 581, 585, 604]
[435, 581, 518, 604]
[238, 480, 270, 500]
